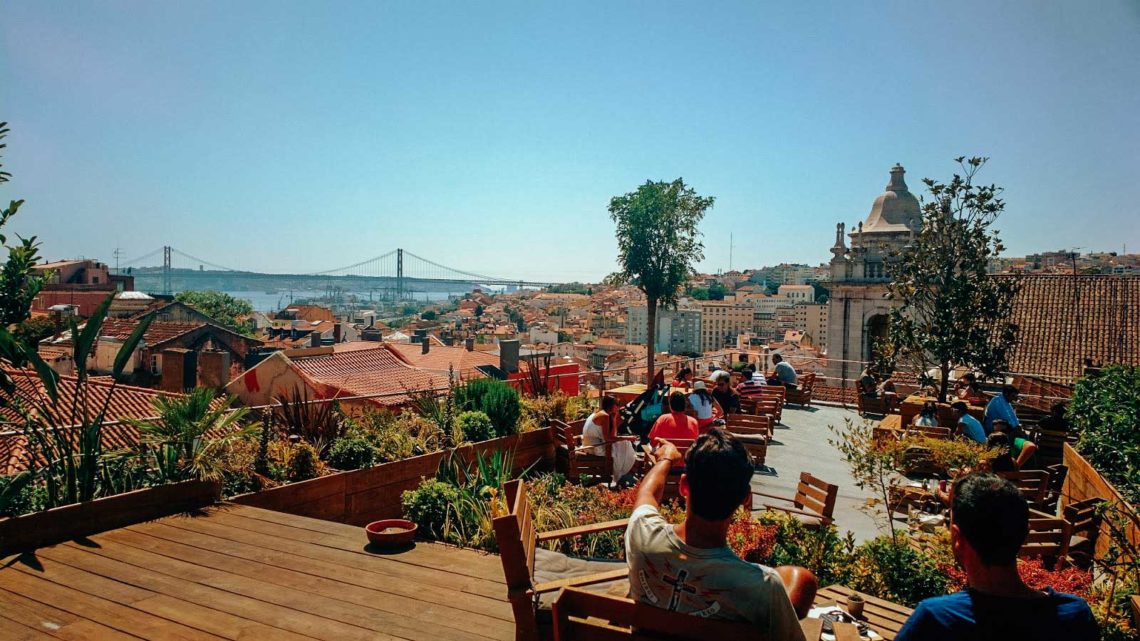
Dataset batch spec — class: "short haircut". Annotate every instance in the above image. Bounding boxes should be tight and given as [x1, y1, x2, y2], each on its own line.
[668, 391, 687, 412]
[684, 429, 752, 520]
[601, 396, 617, 411]
[992, 419, 1010, 432]
[1002, 384, 1019, 398]
[951, 401, 968, 413]
[772, 354, 783, 363]
[951, 473, 1028, 565]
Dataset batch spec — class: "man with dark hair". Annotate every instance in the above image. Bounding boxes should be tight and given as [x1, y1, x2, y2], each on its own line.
[767, 354, 797, 388]
[648, 391, 699, 443]
[626, 430, 816, 638]
[984, 384, 1021, 434]
[896, 473, 1097, 640]
[951, 401, 986, 444]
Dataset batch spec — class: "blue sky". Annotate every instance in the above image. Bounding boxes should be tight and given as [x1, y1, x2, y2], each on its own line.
[2, 1, 1138, 282]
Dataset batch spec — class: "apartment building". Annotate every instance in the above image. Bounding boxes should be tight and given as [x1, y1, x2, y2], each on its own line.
[696, 301, 753, 353]
[626, 306, 702, 355]
[793, 301, 829, 350]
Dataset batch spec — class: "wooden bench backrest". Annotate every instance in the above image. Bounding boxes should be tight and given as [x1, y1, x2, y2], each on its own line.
[904, 425, 953, 439]
[1063, 497, 1104, 541]
[799, 373, 816, 391]
[726, 414, 773, 437]
[1020, 515, 1070, 565]
[552, 419, 612, 483]
[553, 588, 769, 641]
[794, 472, 839, 520]
[998, 470, 1050, 506]
[494, 479, 538, 594]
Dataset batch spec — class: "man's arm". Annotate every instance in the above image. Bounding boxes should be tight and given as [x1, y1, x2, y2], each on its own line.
[634, 440, 682, 509]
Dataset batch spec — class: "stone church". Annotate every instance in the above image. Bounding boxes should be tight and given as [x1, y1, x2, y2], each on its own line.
[825, 164, 922, 387]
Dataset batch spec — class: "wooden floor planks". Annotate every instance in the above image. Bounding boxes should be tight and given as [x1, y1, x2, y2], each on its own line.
[0, 504, 514, 641]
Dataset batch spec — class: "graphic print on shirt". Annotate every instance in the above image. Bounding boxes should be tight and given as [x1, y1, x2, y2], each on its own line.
[641, 556, 729, 617]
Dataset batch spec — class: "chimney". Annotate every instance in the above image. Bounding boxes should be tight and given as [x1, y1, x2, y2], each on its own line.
[161, 348, 197, 392]
[310, 332, 321, 348]
[499, 339, 520, 374]
[333, 323, 343, 344]
[421, 337, 430, 355]
[198, 349, 230, 390]
[465, 337, 475, 352]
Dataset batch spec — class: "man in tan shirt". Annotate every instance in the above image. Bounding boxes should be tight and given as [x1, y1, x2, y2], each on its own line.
[626, 429, 817, 639]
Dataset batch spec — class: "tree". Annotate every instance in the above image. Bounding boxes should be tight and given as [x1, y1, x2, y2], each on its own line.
[174, 290, 255, 334]
[474, 304, 484, 318]
[0, 122, 43, 327]
[14, 316, 56, 345]
[707, 282, 726, 300]
[609, 179, 713, 383]
[420, 310, 437, 321]
[879, 157, 1020, 402]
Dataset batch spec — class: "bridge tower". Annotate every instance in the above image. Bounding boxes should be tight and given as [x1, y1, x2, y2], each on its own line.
[396, 248, 404, 301]
[162, 245, 172, 295]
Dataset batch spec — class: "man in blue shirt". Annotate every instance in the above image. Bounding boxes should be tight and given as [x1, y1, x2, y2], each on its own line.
[767, 354, 797, 388]
[951, 401, 986, 444]
[983, 384, 1020, 434]
[895, 473, 1098, 641]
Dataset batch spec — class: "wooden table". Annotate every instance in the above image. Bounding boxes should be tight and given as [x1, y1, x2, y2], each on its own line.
[606, 383, 647, 405]
[805, 585, 913, 641]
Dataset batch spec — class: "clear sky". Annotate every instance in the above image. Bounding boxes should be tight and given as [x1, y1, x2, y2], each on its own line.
[2, 1, 1138, 282]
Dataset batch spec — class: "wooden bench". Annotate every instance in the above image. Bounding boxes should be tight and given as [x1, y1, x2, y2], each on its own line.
[753, 472, 839, 528]
[998, 470, 1052, 511]
[786, 373, 816, 407]
[854, 380, 898, 417]
[1063, 497, 1104, 568]
[1020, 513, 1070, 568]
[553, 419, 615, 486]
[493, 479, 630, 641]
[724, 414, 771, 468]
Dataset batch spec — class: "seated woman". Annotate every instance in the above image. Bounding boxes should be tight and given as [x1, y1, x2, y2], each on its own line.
[671, 367, 693, 390]
[581, 396, 637, 483]
[913, 400, 940, 427]
[956, 373, 988, 406]
[991, 419, 1037, 469]
[687, 380, 723, 433]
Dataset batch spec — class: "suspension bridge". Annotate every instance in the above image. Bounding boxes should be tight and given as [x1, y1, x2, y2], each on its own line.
[116, 246, 559, 299]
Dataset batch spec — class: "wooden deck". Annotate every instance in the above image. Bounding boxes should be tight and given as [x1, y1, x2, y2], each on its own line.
[0, 504, 516, 641]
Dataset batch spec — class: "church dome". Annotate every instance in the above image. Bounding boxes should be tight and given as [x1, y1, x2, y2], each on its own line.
[862, 164, 921, 233]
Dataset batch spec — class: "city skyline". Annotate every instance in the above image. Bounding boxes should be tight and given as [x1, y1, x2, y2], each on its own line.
[2, 1, 1138, 282]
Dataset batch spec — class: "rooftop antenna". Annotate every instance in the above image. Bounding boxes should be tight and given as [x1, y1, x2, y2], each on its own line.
[729, 233, 734, 272]
[112, 246, 122, 275]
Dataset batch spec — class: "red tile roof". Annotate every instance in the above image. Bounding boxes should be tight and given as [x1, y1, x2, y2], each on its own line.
[384, 342, 498, 378]
[0, 370, 184, 475]
[1001, 275, 1140, 382]
[291, 348, 443, 406]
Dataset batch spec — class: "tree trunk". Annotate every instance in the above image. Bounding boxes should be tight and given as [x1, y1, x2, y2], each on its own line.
[938, 362, 950, 403]
[646, 299, 657, 385]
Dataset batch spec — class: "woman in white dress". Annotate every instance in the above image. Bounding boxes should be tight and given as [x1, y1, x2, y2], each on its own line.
[581, 396, 637, 483]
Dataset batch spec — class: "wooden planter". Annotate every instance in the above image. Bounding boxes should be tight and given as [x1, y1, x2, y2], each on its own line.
[0, 479, 221, 555]
[1061, 443, 1140, 562]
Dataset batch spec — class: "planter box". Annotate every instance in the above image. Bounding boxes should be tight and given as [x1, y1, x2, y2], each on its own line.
[0, 479, 221, 555]
[1062, 442, 1140, 562]
[232, 427, 556, 526]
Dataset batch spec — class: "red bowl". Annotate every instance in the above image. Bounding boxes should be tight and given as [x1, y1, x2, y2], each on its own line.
[365, 519, 418, 547]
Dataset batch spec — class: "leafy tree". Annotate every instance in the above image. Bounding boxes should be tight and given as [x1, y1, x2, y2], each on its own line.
[879, 157, 1020, 402]
[689, 286, 710, 300]
[420, 310, 437, 321]
[474, 304, 484, 317]
[556, 330, 574, 343]
[609, 179, 713, 383]
[400, 304, 417, 316]
[0, 122, 44, 327]
[174, 290, 255, 334]
[707, 282, 726, 300]
[14, 315, 57, 345]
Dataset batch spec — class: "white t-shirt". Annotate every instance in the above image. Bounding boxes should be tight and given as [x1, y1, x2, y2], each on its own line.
[624, 504, 806, 640]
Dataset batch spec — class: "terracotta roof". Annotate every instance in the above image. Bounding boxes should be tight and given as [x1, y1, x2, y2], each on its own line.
[384, 342, 498, 377]
[291, 349, 442, 406]
[332, 341, 384, 353]
[0, 371, 183, 475]
[1002, 275, 1140, 382]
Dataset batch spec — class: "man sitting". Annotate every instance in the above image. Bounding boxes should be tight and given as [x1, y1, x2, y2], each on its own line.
[896, 473, 1098, 640]
[767, 354, 797, 389]
[951, 401, 987, 444]
[736, 367, 768, 400]
[984, 384, 1021, 434]
[626, 430, 817, 639]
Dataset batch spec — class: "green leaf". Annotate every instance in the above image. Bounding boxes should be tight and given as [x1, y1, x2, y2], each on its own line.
[23, 344, 59, 404]
[0, 470, 34, 514]
[113, 314, 152, 379]
[73, 293, 115, 379]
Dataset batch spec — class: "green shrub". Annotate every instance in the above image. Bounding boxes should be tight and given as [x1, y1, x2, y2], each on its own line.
[754, 510, 851, 586]
[456, 411, 495, 443]
[840, 536, 949, 607]
[0, 474, 46, 517]
[286, 442, 321, 482]
[1073, 366, 1140, 504]
[456, 378, 521, 437]
[326, 436, 376, 470]
[402, 478, 461, 540]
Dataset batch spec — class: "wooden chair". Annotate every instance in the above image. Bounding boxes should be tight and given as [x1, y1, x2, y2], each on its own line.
[785, 373, 815, 407]
[493, 479, 631, 641]
[756, 386, 785, 423]
[724, 414, 771, 468]
[1043, 464, 1068, 511]
[1031, 427, 1070, 467]
[1019, 513, 1070, 569]
[552, 419, 613, 486]
[998, 470, 1051, 511]
[753, 472, 839, 528]
[1063, 497, 1104, 568]
[853, 381, 896, 417]
[554, 587, 818, 641]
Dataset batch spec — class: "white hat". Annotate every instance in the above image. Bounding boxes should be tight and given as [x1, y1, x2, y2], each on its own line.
[693, 380, 707, 391]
